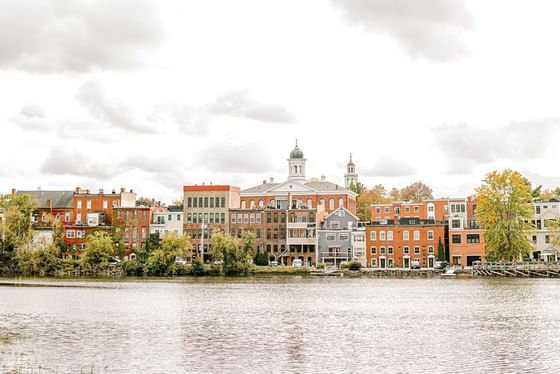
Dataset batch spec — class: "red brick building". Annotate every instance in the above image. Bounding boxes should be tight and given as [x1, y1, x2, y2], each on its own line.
[112, 206, 151, 257]
[366, 218, 446, 268]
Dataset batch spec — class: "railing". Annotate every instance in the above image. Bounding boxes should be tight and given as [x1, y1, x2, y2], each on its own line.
[473, 261, 560, 277]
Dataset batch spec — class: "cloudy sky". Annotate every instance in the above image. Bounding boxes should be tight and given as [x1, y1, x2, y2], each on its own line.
[2, 0, 559, 203]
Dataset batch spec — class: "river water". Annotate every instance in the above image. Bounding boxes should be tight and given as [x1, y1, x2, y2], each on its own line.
[1, 276, 559, 373]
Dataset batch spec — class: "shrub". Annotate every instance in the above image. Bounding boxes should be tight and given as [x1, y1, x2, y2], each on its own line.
[254, 252, 269, 266]
[191, 258, 206, 276]
[119, 259, 144, 276]
[348, 261, 362, 271]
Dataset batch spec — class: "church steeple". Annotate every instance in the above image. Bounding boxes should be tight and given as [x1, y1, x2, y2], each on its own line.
[288, 140, 307, 182]
[344, 153, 358, 188]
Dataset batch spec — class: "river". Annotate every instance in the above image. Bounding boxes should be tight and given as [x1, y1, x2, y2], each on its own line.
[1, 276, 559, 373]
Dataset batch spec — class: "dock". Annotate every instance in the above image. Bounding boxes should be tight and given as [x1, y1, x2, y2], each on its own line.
[473, 261, 560, 277]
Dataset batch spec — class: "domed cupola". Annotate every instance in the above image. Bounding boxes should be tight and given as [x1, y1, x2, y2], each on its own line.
[287, 140, 307, 182]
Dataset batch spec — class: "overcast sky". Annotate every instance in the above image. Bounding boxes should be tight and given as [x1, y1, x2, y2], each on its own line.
[2, 0, 559, 203]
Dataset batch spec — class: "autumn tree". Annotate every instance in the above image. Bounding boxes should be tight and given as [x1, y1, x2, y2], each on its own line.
[475, 170, 534, 261]
[351, 183, 390, 221]
[81, 231, 114, 272]
[0, 193, 36, 252]
[145, 232, 193, 275]
[400, 181, 433, 202]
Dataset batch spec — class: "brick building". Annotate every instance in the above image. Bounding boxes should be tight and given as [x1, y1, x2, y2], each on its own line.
[366, 218, 446, 268]
[112, 206, 151, 257]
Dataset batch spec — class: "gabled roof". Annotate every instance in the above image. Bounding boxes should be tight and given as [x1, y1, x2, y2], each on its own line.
[305, 180, 353, 194]
[242, 179, 355, 196]
[324, 207, 359, 222]
[17, 190, 74, 209]
[241, 182, 280, 194]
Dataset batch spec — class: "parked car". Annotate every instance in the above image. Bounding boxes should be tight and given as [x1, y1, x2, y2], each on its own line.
[410, 260, 421, 269]
[108, 256, 121, 265]
[269, 260, 278, 266]
[292, 259, 303, 267]
[434, 261, 449, 270]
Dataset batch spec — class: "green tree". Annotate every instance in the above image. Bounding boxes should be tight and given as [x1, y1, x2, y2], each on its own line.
[210, 232, 240, 275]
[475, 169, 534, 260]
[0, 193, 36, 252]
[437, 237, 445, 261]
[238, 231, 257, 275]
[50, 216, 66, 252]
[81, 231, 114, 273]
[145, 232, 193, 276]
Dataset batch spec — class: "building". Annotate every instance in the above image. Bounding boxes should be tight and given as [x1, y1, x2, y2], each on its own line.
[240, 142, 357, 215]
[344, 155, 358, 189]
[530, 201, 560, 261]
[317, 207, 360, 266]
[366, 218, 446, 268]
[15, 190, 74, 246]
[370, 199, 449, 222]
[447, 197, 486, 266]
[65, 187, 136, 253]
[112, 206, 151, 258]
[150, 205, 184, 237]
[184, 185, 240, 261]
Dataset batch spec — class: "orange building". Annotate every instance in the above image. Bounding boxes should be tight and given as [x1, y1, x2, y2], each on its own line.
[448, 197, 486, 266]
[366, 218, 446, 268]
[65, 187, 136, 254]
[370, 199, 450, 222]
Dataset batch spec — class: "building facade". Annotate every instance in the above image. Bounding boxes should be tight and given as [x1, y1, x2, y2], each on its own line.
[317, 207, 359, 266]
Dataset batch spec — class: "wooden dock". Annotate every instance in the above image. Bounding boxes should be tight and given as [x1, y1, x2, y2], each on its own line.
[473, 261, 560, 278]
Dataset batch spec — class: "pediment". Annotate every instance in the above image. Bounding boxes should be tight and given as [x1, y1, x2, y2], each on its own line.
[268, 180, 317, 193]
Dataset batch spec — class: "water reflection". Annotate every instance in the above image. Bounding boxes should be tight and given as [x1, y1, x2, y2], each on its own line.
[1, 277, 560, 373]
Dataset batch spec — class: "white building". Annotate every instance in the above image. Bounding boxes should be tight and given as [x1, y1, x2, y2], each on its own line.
[150, 205, 184, 237]
[531, 201, 560, 261]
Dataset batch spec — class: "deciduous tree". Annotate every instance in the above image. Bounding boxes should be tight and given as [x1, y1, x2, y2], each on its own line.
[475, 170, 534, 260]
[400, 181, 433, 202]
[0, 193, 36, 252]
[81, 231, 114, 272]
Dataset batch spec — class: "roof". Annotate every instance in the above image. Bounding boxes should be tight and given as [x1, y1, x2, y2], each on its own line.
[168, 205, 184, 212]
[16, 190, 74, 209]
[304, 181, 352, 194]
[183, 185, 239, 192]
[241, 182, 280, 194]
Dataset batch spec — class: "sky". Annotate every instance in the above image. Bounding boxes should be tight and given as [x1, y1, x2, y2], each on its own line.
[1, 0, 560, 203]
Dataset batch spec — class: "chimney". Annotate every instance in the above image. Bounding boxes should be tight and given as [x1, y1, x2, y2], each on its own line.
[269, 177, 274, 183]
[112, 189, 116, 194]
[262, 180, 266, 184]
[99, 188, 104, 194]
[75, 187, 80, 193]
[11, 188, 16, 196]
[47, 199, 52, 209]
[130, 189, 133, 193]
[321, 175, 326, 182]
[120, 187, 125, 193]
[86, 189, 90, 194]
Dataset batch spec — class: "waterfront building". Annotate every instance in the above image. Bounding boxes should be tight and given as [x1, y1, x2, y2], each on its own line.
[15, 189, 74, 246]
[183, 184, 240, 261]
[112, 206, 151, 258]
[447, 197, 486, 266]
[370, 199, 449, 222]
[65, 187, 136, 254]
[366, 218, 446, 268]
[239, 142, 358, 215]
[530, 201, 560, 261]
[150, 205, 184, 237]
[317, 207, 360, 266]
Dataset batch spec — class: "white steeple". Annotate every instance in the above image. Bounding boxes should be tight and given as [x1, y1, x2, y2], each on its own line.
[344, 153, 358, 188]
[287, 140, 307, 182]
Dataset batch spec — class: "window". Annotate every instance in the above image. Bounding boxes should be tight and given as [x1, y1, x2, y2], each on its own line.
[329, 199, 335, 210]
[405, 206, 410, 213]
[41, 214, 47, 222]
[167, 214, 171, 221]
[326, 233, 336, 241]
[414, 206, 419, 213]
[193, 197, 198, 208]
[388, 258, 394, 267]
[371, 258, 377, 267]
[64, 213, 70, 222]
[307, 199, 312, 208]
[221, 197, 225, 208]
[451, 219, 461, 229]
[545, 235, 550, 244]
[452, 234, 461, 244]
[241, 201, 246, 209]
[250, 200, 255, 209]
[339, 198, 344, 208]
[244, 214, 249, 224]
[414, 246, 420, 254]
[204, 197, 208, 208]
[394, 207, 400, 215]
[259, 200, 264, 208]
[339, 233, 349, 241]
[403, 246, 409, 254]
[231, 214, 236, 224]
[370, 231, 376, 241]
[380, 231, 386, 241]
[376, 207, 381, 213]
[267, 213, 271, 223]
[331, 221, 340, 229]
[209, 198, 214, 208]
[428, 246, 434, 254]
[103, 200, 108, 209]
[187, 197, 192, 208]
[76, 230, 85, 239]
[466, 234, 480, 243]
[256, 214, 261, 224]
[380, 247, 386, 254]
[532, 235, 537, 244]
[413, 230, 420, 240]
[403, 231, 409, 240]
[371, 247, 377, 254]
[250, 214, 255, 223]
[209, 213, 214, 224]
[177, 214, 181, 221]
[273, 213, 278, 223]
[77, 200, 82, 209]
[384, 207, 389, 213]
[427, 230, 434, 240]
[221, 213, 225, 224]
[451, 203, 466, 213]
[388, 246, 393, 255]
[66, 230, 75, 238]
[387, 231, 393, 241]
[86, 200, 91, 209]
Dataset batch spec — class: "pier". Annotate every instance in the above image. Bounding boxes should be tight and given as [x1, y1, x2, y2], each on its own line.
[473, 261, 560, 278]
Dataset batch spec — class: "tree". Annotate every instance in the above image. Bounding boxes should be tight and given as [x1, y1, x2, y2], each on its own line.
[238, 231, 257, 275]
[50, 216, 66, 252]
[0, 193, 36, 252]
[352, 183, 389, 221]
[81, 231, 114, 272]
[136, 197, 156, 207]
[389, 187, 401, 202]
[400, 181, 433, 202]
[145, 232, 193, 276]
[475, 169, 534, 261]
[437, 237, 445, 261]
[210, 232, 241, 275]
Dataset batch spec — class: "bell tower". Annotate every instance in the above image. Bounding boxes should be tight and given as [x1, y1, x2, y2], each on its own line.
[344, 153, 358, 188]
[287, 140, 307, 182]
